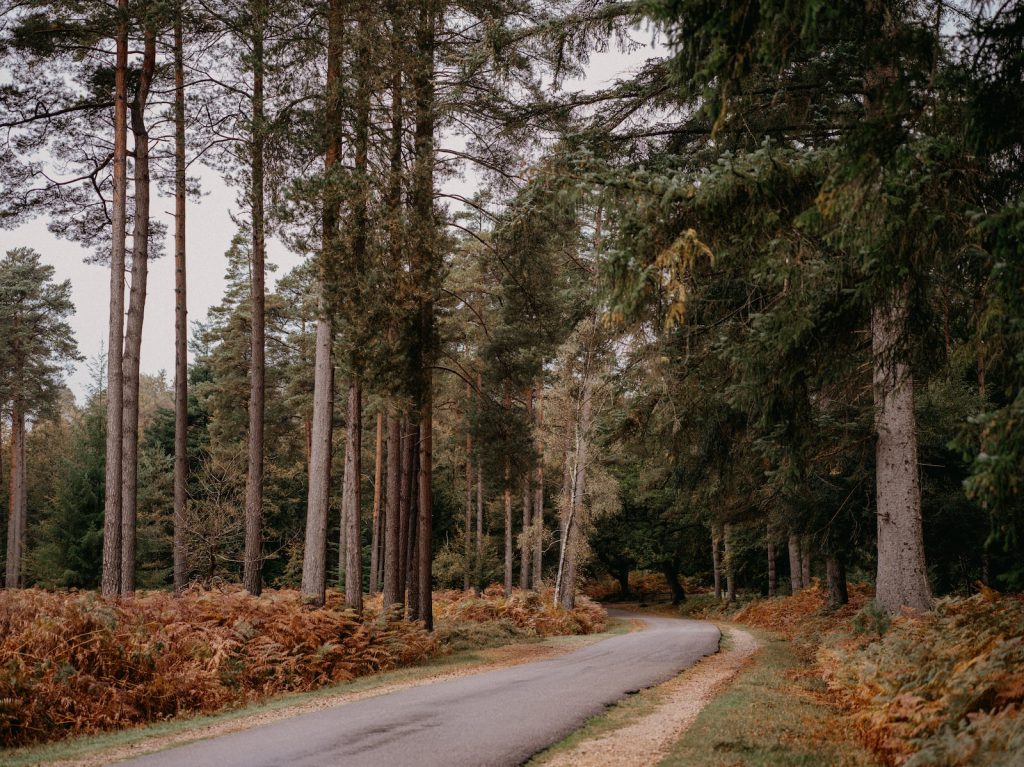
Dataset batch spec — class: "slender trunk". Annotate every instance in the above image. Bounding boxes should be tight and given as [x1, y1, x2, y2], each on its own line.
[382, 414, 402, 610]
[503, 460, 513, 597]
[343, 380, 363, 610]
[172, 8, 188, 595]
[301, 317, 334, 605]
[102, 0, 129, 598]
[711, 525, 722, 600]
[788, 532, 803, 593]
[417, 408, 433, 627]
[533, 384, 544, 585]
[475, 460, 483, 593]
[520, 473, 531, 590]
[369, 412, 383, 594]
[301, 0, 343, 608]
[243, 20, 267, 596]
[464, 390, 472, 591]
[767, 524, 777, 597]
[724, 524, 736, 603]
[801, 535, 812, 588]
[556, 372, 592, 610]
[826, 554, 849, 609]
[663, 562, 686, 605]
[872, 290, 931, 613]
[120, 30, 156, 596]
[406, 435, 420, 619]
[398, 419, 414, 603]
[5, 404, 26, 588]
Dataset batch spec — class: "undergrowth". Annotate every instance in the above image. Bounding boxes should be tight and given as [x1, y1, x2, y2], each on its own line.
[0, 585, 605, 748]
[721, 583, 1024, 766]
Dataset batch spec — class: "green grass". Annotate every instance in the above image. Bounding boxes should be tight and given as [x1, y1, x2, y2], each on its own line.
[660, 627, 878, 767]
[0, 618, 629, 767]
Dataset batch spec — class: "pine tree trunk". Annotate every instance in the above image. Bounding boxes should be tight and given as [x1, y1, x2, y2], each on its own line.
[801, 535, 812, 588]
[476, 461, 483, 594]
[417, 409, 433, 628]
[369, 412, 383, 595]
[102, 0, 129, 598]
[556, 373, 592, 610]
[520, 472, 532, 590]
[712, 526, 722, 600]
[5, 404, 26, 588]
[788, 532, 803, 593]
[533, 384, 544, 585]
[464, 405, 472, 592]
[172, 7, 188, 595]
[724, 524, 736, 603]
[343, 380, 363, 610]
[503, 460, 513, 597]
[119, 30, 156, 596]
[301, 316, 334, 606]
[407, 440, 420, 619]
[243, 20, 267, 597]
[872, 291, 932, 613]
[826, 554, 849, 609]
[398, 419, 415, 604]
[767, 524, 777, 597]
[663, 562, 686, 605]
[383, 414, 402, 611]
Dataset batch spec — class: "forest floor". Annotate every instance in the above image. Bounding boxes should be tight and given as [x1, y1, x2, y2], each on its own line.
[0, 627, 624, 767]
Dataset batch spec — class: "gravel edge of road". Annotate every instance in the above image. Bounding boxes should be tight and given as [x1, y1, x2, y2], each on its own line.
[533, 625, 760, 767]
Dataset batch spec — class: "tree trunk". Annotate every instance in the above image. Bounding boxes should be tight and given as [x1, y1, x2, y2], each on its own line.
[520, 472, 532, 590]
[872, 291, 932, 613]
[120, 29, 156, 596]
[476, 461, 483, 594]
[801, 535, 812, 588]
[724, 524, 736, 603]
[343, 380, 363, 610]
[663, 563, 686, 605]
[788, 532, 803, 594]
[711, 525, 722, 600]
[464, 401, 472, 592]
[533, 384, 544, 585]
[767, 524, 777, 597]
[242, 19, 267, 596]
[171, 5, 188, 595]
[417, 408, 433, 628]
[369, 412, 383, 594]
[503, 460, 513, 597]
[826, 554, 849, 609]
[102, 0, 129, 598]
[301, 316, 334, 605]
[407, 438, 420, 619]
[615, 564, 630, 598]
[382, 414, 402, 611]
[5, 404, 26, 588]
[555, 372, 592, 610]
[398, 419, 415, 604]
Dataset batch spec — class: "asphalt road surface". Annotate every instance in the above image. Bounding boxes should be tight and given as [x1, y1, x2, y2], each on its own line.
[117, 610, 720, 767]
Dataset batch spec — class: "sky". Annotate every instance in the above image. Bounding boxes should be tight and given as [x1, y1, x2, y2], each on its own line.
[0, 28, 664, 403]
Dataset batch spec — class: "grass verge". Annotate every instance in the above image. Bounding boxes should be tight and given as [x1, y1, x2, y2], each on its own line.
[661, 625, 877, 767]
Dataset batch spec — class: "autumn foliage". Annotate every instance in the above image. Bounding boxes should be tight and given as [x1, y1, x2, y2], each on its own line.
[0, 586, 605, 748]
[729, 584, 1024, 766]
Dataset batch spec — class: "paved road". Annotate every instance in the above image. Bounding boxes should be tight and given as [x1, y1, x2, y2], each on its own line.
[117, 611, 720, 767]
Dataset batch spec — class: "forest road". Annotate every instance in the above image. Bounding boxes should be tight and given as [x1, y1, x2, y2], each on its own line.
[114, 610, 720, 767]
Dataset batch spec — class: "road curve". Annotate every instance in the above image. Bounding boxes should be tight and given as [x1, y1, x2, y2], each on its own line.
[116, 610, 720, 767]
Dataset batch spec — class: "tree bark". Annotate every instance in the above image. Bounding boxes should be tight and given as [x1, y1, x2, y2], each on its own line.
[172, 6, 188, 595]
[711, 525, 722, 600]
[533, 384, 544, 585]
[102, 0, 129, 598]
[242, 16, 267, 596]
[788, 532, 803, 593]
[503, 460, 513, 597]
[767, 524, 777, 597]
[872, 290, 932, 613]
[476, 460, 483, 593]
[301, 317, 334, 605]
[417, 408, 433, 627]
[724, 524, 736, 603]
[120, 28, 156, 596]
[826, 554, 849, 609]
[555, 372, 592, 610]
[369, 411, 383, 594]
[5, 403, 26, 588]
[382, 414, 402, 611]
[398, 419, 415, 604]
[520, 472, 532, 590]
[663, 562, 686, 605]
[615, 564, 630, 598]
[343, 380, 363, 610]
[464, 393, 472, 591]
[406, 434, 420, 619]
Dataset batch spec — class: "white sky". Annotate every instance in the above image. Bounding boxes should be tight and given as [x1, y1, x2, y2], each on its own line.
[0, 30, 664, 403]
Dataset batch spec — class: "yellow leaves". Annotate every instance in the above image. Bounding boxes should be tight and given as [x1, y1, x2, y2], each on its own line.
[654, 227, 714, 328]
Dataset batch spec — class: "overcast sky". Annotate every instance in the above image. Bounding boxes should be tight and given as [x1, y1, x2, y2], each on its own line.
[0, 31, 664, 403]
